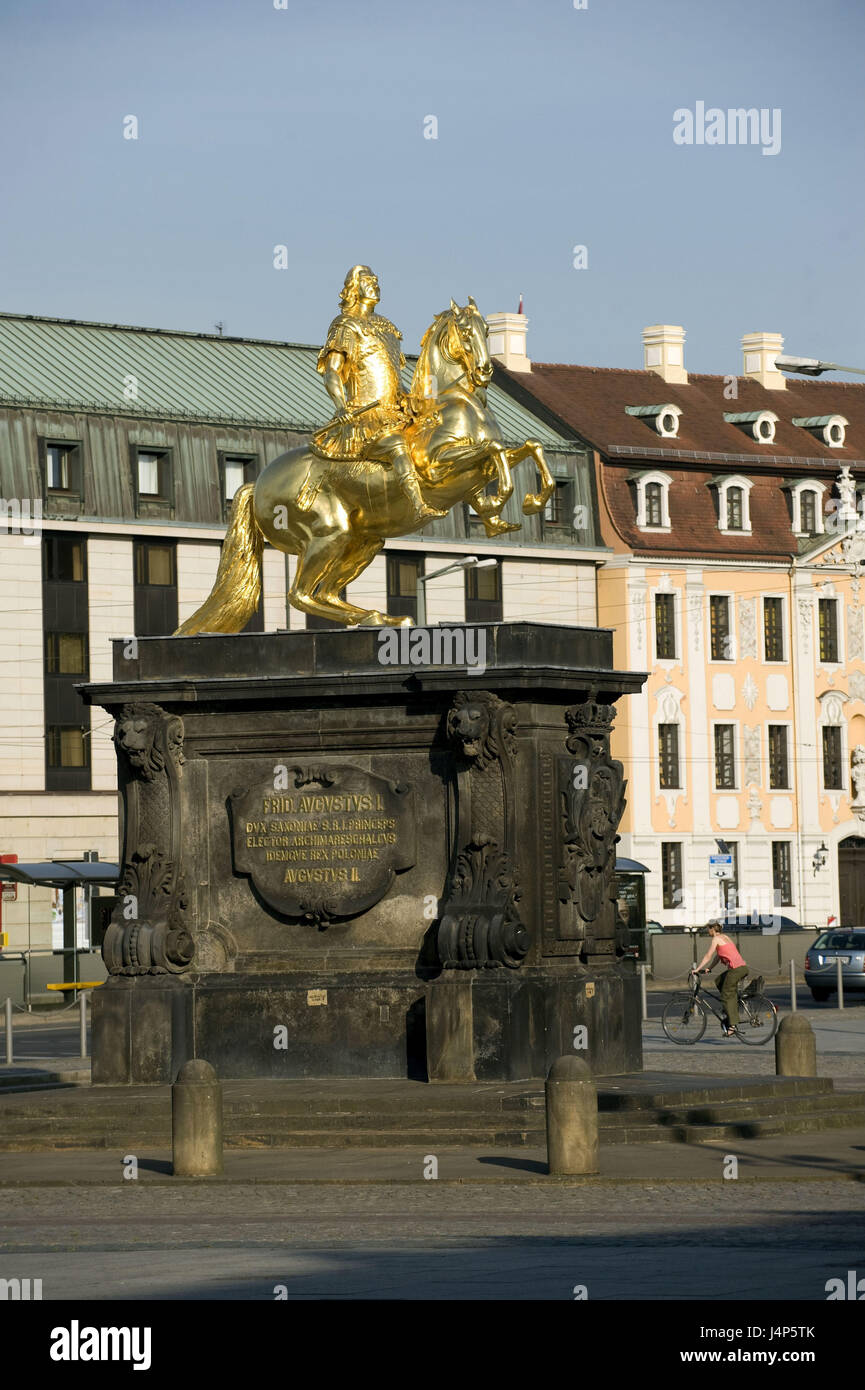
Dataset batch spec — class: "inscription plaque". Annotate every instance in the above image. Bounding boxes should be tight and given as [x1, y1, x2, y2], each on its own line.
[230, 764, 416, 924]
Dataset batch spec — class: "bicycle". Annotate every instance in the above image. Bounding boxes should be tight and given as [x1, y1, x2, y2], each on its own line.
[661, 968, 778, 1045]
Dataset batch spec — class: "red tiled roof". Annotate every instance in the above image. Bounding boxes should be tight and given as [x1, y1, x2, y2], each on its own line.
[498, 363, 865, 559]
[509, 364, 865, 462]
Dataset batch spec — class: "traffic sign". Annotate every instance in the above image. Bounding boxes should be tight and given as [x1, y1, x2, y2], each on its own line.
[709, 854, 734, 880]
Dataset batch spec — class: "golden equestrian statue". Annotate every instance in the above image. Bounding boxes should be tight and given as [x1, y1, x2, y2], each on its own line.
[175, 265, 555, 631]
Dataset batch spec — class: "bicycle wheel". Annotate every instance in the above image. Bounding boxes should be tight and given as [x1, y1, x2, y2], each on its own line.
[735, 994, 778, 1045]
[661, 994, 707, 1044]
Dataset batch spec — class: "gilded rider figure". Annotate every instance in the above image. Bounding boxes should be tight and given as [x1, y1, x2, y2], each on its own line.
[309, 265, 446, 525]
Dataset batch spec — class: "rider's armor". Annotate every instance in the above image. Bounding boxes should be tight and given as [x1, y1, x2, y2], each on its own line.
[313, 312, 409, 460]
[310, 310, 445, 522]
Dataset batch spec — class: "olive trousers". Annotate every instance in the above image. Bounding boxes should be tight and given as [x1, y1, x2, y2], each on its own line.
[717, 965, 749, 1028]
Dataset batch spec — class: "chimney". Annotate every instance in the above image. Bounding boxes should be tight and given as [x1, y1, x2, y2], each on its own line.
[642, 325, 687, 384]
[741, 331, 786, 389]
[486, 312, 531, 372]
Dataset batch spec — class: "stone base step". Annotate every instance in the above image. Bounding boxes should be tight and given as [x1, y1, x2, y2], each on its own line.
[0, 1074, 862, 1151]
[0, 1072, 90, 1094]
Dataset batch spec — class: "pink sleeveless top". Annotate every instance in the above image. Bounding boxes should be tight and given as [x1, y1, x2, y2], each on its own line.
[715, 938, 745, 969]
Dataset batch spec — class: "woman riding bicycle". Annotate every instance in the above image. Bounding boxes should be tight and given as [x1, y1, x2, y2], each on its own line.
[695, 921, 749, 1036]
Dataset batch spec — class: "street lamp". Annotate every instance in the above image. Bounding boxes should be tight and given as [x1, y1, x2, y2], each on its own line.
[812, 842, 828, 875]
[776, 356, 865, 379]
[415, 555, 498, 626]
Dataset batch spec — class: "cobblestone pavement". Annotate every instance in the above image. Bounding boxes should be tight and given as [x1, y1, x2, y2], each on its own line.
[2, 1180, 863, 1300]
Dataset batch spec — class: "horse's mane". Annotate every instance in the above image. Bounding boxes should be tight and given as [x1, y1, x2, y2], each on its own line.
[413, 309, 456, 399]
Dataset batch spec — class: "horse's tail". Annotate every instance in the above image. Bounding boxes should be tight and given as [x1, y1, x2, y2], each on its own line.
[174, 483, 263, 635]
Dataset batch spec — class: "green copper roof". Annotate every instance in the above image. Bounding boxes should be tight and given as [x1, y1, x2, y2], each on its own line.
[0, 312, 577, 453]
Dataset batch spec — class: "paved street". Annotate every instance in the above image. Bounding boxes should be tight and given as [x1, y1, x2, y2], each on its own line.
[1, 1000, 863, 1301]
[1, 1179, 863, 1300]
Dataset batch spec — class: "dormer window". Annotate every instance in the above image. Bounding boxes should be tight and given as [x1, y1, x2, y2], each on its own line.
[724, 410, 779, 444]
[792, 414, 848, 449]
[712, 474, 753, 535]
[788, 479, 827, 537]
[625, 404, 682, 439]
[632, 470, 672, 531]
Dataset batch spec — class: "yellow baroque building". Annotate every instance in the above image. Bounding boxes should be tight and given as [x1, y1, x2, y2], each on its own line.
[495, 318, 865, 928]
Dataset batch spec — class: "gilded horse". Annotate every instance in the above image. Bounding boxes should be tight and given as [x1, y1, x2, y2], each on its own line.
[175, 299, 554, 632]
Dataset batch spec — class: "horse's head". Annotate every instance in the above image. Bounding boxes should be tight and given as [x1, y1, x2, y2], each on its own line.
[415, 297, 492, 397]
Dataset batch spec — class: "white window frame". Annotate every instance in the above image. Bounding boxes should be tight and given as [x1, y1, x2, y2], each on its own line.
[711, 720, 739, 791]
[790, 479, 827, 537]
[634, 470, 672, 532]
[752, 411, 778, 444]
[822, 415, 848, 448]
[760, 593, 787, 664]
[715, 475, 753, 536]
[654, 405, 682, 438]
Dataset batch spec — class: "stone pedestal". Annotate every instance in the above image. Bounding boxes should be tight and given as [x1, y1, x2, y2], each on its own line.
[82, 622, 645, 1083]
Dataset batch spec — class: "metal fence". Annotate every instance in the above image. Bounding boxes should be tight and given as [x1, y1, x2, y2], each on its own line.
[646, 929, 819, 983]
[0, 948, 107, 1008]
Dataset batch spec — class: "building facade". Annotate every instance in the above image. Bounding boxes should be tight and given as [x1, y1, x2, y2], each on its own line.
[494, 315, 865, 928]
[0, 312, 605, 950]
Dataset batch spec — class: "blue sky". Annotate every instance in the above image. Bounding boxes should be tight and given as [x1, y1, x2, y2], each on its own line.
[1, 0, 862, 376]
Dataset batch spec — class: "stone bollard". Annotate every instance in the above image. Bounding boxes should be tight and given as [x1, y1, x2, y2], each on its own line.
[775, 1014, 817, 1077]
[172, 1059, 223, 1176]
[545, 1055, 599, 1175]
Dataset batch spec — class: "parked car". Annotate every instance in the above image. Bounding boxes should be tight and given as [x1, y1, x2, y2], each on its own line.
[804, 930, 865, 1001]
[713, 911, 804, 932]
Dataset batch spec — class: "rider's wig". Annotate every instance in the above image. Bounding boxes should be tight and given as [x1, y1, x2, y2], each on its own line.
[340, 265, 373, 311]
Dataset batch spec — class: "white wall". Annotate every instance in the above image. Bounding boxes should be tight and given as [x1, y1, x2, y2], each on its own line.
[262, 547, 287, 630]
[0, 534, 44, 790]
[502, 559, 596, 624]
[176, 543, 220, 627]
[347, 554, 387, 619]
[425, 567, 465, 625]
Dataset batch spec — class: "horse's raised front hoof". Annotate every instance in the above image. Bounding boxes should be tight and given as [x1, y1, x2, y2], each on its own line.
[483, 516, 521, 536]
[521, 493, 546, 515]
